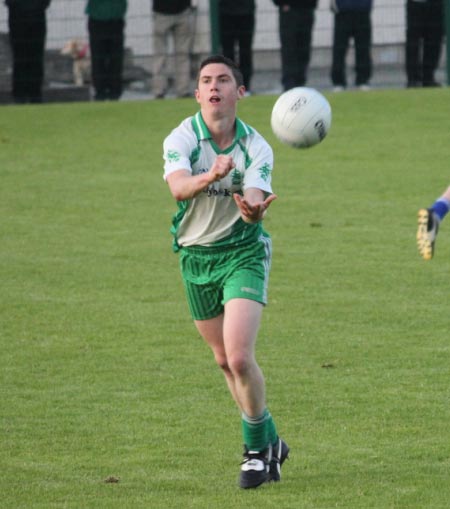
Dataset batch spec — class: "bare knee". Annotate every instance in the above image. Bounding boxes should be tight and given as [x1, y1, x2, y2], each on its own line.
[211, 349, 254, 378]
[214, 352, 231, 374]
[227, 353, 253, 378]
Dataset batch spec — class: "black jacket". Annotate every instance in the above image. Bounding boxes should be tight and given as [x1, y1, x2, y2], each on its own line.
[331, 0, 372, 12]
[272, 0, 318, 8]
[153, 0, 191, 15]
[219, 0, 255, 15]
[5, 0, 50, 9]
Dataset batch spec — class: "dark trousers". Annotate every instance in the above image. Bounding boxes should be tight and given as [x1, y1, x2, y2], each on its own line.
[331, 10, 372, 87]
[278, 6, 315, 90]
[7, 7, 47, 103]
[88, 18, 125, 100]
[406, 0, 444, 85]
[219, 13, 255, 90]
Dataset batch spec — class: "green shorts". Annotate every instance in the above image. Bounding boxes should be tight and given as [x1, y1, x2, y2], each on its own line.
[179, 234, 272, 320]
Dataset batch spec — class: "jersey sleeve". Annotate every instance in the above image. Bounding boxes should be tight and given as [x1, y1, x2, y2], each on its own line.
[243, 135, 274, 195]
[162, 124, 195, 181]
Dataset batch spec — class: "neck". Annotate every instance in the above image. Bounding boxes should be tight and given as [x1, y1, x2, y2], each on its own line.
[204, 114, 236, 150]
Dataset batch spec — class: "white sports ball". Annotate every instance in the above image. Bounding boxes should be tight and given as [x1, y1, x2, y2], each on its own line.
[271, 87, 332, 148]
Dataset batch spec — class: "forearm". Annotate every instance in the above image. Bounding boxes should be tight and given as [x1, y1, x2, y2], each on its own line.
[167, 170, 214, 201]
[167, 155, 236, 201]
[241, 189, 266, 223]
[244, 187, 265, 205]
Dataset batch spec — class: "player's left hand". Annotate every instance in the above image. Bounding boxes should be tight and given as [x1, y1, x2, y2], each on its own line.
[233, 193, 277, 223]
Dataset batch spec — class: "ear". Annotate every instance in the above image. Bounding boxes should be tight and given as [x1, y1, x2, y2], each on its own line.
[237, 85, 246, 100]
[194, 88, 201, 104]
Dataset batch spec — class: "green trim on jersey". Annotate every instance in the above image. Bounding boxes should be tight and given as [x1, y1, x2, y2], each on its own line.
[237, 139, 253, 170]
[172, 216, 264, 253]
[170, 200, 190, 250]
[183, 219, 265, 252]
[191, 112, 254, 155]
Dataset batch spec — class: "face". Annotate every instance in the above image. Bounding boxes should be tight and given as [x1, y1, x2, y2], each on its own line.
[195, 63, 245, 116]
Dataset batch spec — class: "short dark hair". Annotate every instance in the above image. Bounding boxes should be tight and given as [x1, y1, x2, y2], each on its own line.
[197, 55, 244, 88]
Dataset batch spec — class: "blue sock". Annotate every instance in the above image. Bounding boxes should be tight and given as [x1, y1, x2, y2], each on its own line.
[431, 198, 450, 221]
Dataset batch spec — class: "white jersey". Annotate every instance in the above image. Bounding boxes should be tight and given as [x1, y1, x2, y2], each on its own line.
[163, 111, 273, 249]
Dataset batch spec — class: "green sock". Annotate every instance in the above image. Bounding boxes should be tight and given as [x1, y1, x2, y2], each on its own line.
[266, 410, 278, 446]
[241, 409, 270, 452]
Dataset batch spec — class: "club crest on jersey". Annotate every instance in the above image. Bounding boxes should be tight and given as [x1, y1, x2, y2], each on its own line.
[231, 169, 243, 186]
[259, 163, 271, 182]
[167, 149, 181, 162]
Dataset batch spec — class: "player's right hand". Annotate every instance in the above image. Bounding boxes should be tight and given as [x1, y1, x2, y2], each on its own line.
[209, 154, 235, 182]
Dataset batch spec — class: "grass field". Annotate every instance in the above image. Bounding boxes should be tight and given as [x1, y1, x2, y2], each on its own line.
[1, 88, 450, 508]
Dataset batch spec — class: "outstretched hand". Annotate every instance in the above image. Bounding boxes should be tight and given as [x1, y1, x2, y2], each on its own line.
[233, 193, 277, 223]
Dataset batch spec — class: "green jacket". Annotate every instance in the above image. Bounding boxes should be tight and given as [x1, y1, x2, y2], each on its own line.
[85, 0, 127, 20]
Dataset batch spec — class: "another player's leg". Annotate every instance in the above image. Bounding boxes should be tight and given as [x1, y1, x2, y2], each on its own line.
[417, 186, 450, 260]
[417, 208, 439, 260]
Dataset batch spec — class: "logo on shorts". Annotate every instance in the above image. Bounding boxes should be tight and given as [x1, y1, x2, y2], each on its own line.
[241, 287, 260, 295]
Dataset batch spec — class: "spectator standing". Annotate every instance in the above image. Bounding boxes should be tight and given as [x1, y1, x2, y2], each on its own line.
[272, 0, 318, 91]
[405, 0, 445, 87]
[5, 0, 51, 104]
[218, 0, 256, 93]
[330, 0, 373, 91]
[152, 0, 195, 98]
[85, 0, 127, 101]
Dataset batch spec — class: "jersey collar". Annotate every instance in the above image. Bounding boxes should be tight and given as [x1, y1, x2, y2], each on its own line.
[191, 111, 254, 143]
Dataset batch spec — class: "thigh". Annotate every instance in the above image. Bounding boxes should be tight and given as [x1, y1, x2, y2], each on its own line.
[194, 313, 225, 356]
[109, 19, 124, 55]
[174, 9, 193, 50]
[236, 15, 255, 55]
[333, 14, 349, 53]
[295, 7, 314, 47]
[88, 18, 108, 60]
[353, 12, 371, 48]
[173, 9, 193, 46]
[424, 3, 444, 42]
[153, 12, 170, 53]
[223, 298, 263, 356]
[406, 3, 423, 37]
[279, 10, 297, 50]
[219, 13, 236, 58]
